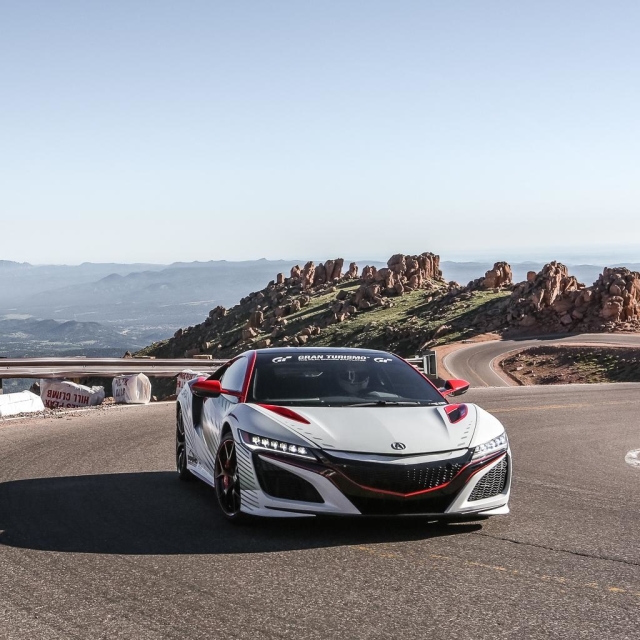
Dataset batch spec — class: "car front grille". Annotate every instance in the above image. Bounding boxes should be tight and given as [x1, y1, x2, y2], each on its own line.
[322, 452, 470, 495]
[468, 456, 508, 501]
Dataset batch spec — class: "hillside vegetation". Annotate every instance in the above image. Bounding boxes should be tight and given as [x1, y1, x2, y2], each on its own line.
[139, 250, 640, 362]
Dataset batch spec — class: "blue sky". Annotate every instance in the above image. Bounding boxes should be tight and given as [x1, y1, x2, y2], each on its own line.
[1, 1, 639, 264]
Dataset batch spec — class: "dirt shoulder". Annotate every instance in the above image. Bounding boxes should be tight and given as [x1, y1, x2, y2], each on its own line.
[501, 345, 640, 385]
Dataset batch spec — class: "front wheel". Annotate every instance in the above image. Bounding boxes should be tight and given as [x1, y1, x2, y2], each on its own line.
[214, 433, 249, 523]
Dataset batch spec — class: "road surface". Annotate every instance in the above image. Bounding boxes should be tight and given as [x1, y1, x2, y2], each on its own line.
[444, 333, 640, 387]
[1, 387, 639, 639]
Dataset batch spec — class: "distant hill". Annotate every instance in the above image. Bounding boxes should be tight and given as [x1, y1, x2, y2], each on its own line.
[0, 260, 30, 269]
[3, 260, 305, 333]
[0, 259, 308, 356]
[2, 257, 639, 360]
[138, 253, 640, 403]
[0, 317, 147, 357]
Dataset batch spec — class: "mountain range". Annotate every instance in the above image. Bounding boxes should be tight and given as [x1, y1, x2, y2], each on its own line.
[2, 257, 639, 358]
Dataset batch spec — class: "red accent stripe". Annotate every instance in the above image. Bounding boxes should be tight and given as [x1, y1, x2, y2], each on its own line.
[240, 351, 257, 403]
[257, 403, 311, 424]
[444, 403, 468, 423]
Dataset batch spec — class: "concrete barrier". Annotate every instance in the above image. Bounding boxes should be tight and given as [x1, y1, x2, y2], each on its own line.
[0, 391, 45, 417]
[113, 374, 152, 404]
[40, 380, 105, 409]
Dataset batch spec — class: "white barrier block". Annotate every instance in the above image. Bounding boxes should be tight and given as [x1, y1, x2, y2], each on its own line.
[113, 373, 152, 404]
[176, 370, 206, 396]
[0, 391, 45, 417]
[40, 380, 105, 410]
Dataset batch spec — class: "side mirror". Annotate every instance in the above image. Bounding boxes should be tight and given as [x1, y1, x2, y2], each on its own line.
[192, 379, 222, 398]
[440, 379, 470, 397]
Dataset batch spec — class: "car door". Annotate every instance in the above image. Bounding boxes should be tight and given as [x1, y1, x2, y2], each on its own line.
[200, 356, 249, 476]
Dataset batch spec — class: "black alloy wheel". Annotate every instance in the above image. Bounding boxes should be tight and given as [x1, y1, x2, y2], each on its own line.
[214, 433, 246, 522]
[176, 407, 193, 481]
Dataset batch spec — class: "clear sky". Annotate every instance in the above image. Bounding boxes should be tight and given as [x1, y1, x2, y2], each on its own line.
[1, 1, 639, 265]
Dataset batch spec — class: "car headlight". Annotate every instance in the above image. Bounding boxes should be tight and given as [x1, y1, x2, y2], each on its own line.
[472, 432, 508, 459]
[239, 430, 316, 460]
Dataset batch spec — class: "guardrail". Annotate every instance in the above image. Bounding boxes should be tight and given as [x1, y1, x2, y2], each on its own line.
[0, 357, 225, 380]
[0, 352, 437, 393]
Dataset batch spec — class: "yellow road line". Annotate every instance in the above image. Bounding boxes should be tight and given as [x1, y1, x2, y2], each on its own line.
[490, 399, 640, 413]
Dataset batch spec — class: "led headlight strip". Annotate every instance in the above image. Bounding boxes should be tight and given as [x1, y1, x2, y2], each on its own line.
[239, 430, 316, 459]
[472, 432, 508, 459]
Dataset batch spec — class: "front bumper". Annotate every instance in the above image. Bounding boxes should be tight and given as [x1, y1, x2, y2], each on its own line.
[237, 442, 511, 518]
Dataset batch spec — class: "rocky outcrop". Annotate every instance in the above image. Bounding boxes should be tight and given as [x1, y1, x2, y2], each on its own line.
[345, 262, 359, 279]
[506, 263, 640, 332]
[139, 255, 640, 374]
[481, 262, 513, 289]
[467, 261, 514, 291]
[350, 252, 444, 311]
[288, 258, 346, 290]
[592, 268, 640, 323]
[139, 252, 450, 360]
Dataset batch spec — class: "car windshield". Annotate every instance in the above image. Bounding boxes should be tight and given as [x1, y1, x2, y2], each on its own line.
[248, 352, 445, 407]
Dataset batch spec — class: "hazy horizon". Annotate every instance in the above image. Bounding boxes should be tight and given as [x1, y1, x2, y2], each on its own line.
[4, 248, 640, 269]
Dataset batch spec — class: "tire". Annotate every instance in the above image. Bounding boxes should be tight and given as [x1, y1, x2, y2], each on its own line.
[214, 432, 249, 524]
[176, 406, 194, 481]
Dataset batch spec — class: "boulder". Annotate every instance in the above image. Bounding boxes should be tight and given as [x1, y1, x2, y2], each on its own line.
[481, 262, 513, 289]
[346, 262, 359, 279]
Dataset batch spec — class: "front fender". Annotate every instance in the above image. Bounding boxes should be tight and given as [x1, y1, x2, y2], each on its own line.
[229, 403, 318, 448]
[469, 406, 507, 447]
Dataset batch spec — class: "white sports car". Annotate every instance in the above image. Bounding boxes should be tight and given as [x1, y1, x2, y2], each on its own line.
[176, 347, 511, 522]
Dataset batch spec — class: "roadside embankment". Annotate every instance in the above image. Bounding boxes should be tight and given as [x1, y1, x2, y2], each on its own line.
[501, 345, 640, 385]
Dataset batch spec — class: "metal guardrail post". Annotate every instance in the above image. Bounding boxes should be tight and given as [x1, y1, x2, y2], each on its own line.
[421, 350, 437, 377]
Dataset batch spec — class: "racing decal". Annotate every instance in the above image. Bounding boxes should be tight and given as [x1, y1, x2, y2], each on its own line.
[236, 443, 259, 490]
[272, 354, 394, 363]
[297, 354, 369, 362]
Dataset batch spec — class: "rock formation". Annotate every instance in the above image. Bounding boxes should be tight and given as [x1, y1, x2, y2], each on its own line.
[506, 263, 640, 332]
[139, 254, 640, 372]
[350, 252, 444, 311]
[467, 261, 514, 291]
[481, 262, 513, 289]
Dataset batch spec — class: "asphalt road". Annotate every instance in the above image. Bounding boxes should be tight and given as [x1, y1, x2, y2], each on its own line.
[444, 333, 640, 387]
[1, 388, 639, 640]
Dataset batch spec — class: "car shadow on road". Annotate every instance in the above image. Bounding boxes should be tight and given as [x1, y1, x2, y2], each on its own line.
[0, 471, 482, 555]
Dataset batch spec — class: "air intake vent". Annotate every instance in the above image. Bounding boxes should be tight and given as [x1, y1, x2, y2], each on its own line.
[468, 457, 508, 501]
[254, 457, 324, 503]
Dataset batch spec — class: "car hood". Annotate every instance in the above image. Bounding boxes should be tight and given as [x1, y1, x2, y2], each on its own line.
[276, 404, 478, 455]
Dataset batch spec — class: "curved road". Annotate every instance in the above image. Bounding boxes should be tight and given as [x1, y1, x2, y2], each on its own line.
[444, 333, 640, 387]
[1, 390, 639, 640]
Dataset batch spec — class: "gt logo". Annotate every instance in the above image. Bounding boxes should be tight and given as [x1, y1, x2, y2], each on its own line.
[272, 356, 293, 363]
[391, 442, 406, 450]
[374, 357, 393, 363]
